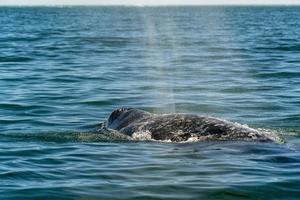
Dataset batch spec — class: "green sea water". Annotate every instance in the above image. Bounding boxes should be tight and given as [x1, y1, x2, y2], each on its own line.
[0, 6, 300, 200]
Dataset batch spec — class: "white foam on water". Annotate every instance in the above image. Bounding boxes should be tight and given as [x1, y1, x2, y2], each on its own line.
[256, 128, 285, 143]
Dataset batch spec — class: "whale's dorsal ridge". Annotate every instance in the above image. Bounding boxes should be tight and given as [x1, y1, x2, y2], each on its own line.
[107, 108, 151, 130]
[107, 108, 133, 126]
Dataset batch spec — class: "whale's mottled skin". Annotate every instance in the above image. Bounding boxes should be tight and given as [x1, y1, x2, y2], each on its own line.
[103, 108, 280, 142]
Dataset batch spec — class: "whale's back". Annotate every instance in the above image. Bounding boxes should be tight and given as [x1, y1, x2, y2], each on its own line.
[105, 108, 282, 143]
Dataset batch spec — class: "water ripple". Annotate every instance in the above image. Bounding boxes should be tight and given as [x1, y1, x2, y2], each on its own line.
[0, 6, 300, 200]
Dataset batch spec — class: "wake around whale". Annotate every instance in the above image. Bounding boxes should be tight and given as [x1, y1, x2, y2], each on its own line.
[95, 108, 282, 143]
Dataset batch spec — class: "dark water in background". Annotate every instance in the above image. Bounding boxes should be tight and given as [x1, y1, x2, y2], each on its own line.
[0, 6, 300, 199]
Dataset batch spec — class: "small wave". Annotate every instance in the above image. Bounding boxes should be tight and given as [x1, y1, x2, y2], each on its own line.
[0, 103, 51, 111]
[255, 44, 300, 52]
[0, 56, 33, 62]
[255, 72, 300, 79]
[81, 100, 113, 106]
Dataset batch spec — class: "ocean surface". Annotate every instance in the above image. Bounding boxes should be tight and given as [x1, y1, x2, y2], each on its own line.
[1, 6, 300, 200]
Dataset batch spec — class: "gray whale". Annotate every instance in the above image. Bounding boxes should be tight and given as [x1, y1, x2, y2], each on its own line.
[101, 108, 281, 142]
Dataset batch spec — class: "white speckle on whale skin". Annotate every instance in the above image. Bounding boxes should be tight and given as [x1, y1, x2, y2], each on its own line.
[132, 131, 152, 141]
[130, 130, 211, 143]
